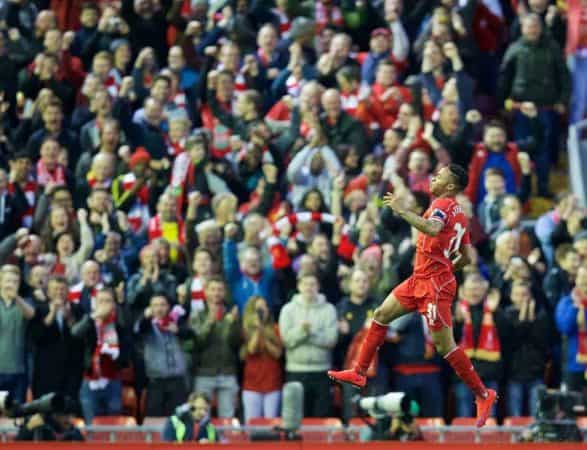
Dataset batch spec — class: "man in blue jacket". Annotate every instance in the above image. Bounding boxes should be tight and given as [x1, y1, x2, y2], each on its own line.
[556, 264, 587, 392]
[222, 223, 277, 313]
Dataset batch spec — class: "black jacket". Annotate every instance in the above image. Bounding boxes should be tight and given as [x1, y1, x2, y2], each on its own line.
[504, 305, 550, 382]
[29, 306, 83, 399]
[70, 309, 132, 376]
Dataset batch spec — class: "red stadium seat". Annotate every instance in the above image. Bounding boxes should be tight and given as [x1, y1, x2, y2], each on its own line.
[415, 417, 446, 442]
[347, 417, 375, 442]
[504, 416, 533, 426]
[247, 417, 282, 426]
[415, 417, 445, 426]
[447, 417, 498, 443]
[300, 417, 344, 442]
[92, 416, 137, 426]
[141, 417, 167, 443]
[89, 416, 139, 442]
[210, 417, 245, 442]
[451, 417, 497, 426]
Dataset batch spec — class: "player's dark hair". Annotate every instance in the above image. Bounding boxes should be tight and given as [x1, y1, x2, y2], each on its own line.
[448, 164, 468, 192]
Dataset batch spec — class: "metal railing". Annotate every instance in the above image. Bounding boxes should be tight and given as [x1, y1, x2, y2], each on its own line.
[0, 423, 585, 443]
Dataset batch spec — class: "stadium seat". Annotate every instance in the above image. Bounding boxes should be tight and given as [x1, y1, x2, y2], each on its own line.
[300, 417, 344, 442]
[89, 416, 139, 442]
[447, 417, 498, 444]
[210, 417, 246, 442]
[346, 417, 375, 442]
[141, 417, 167, 443]
[504, 416, 533, 426]
[247, 417, 282, 426]
[92, 416, 137, 426]
[415, 417, 446, 442]
[451, 417, 497, 426]
[415, 417, 445, 426]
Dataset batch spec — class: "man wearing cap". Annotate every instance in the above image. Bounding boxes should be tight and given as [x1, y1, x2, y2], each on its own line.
[360, 27, 407, 86]
[112, 148, 154, 234]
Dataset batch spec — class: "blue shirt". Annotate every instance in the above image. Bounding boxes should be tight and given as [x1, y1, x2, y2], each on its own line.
[477, 152, 517, 204]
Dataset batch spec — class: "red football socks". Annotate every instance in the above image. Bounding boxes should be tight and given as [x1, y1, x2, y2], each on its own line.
[354, 320, 388, 374]
[445, 347, 487, 398]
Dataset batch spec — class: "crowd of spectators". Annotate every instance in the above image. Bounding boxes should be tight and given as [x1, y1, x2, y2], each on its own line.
[0, 0, 586, 428]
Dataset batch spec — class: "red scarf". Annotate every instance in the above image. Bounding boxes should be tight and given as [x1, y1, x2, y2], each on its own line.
[90, 310, 120, 380]
[8, 180, 37, 227]
[190, 276, 207, 314]
[574, 288, 587, 367]
[459, 300, 501, 362]
[36, 160, 65, 186]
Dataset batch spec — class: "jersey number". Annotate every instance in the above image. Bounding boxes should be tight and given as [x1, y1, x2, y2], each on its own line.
[443, 222, 466, 259]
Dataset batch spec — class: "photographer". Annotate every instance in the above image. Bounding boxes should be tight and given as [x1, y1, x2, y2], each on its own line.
[162, 392, 218, 443]
[15, 408, 83, 441]
[241, 296, 283, 424]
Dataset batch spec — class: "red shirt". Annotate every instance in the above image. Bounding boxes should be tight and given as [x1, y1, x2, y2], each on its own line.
[414, 197, 470, 278]
[242, 325, 283, 393]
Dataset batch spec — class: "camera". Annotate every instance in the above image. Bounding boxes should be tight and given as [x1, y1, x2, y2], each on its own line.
[353, 393, 422, 441]
[0, 391, 65, 418]
[523, 387, 586, 442]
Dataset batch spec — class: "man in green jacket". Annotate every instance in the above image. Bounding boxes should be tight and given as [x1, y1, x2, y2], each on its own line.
[190, 276, 240, 418]
[498, 13, 570, 197]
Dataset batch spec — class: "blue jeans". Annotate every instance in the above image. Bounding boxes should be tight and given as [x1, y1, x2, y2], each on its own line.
[570, 53, 587, 124]
[393, 371, 444, 417]
[513, 109, 559, 194]
[0, 373, 27, 403]
[79, 379, 122, 424]
[454, 380, 498, 417]
[507, 380, 543, 417]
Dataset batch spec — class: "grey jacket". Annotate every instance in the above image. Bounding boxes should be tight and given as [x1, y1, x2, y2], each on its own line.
[278, 293, 338, 372]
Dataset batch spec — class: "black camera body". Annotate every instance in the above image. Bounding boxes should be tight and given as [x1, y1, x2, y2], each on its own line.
[0, 391, 65, 418]
[528, 387, 586, 442]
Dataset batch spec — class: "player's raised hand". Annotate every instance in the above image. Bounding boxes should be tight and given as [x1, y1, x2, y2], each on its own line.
[383, 192, 404, 214]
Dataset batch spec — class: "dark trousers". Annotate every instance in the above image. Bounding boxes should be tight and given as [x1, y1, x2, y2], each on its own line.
[393, 371, 444, 418]
[286, 371, 331, 418]
[0, 372, 27, 403]
[146, 376, 188, 417]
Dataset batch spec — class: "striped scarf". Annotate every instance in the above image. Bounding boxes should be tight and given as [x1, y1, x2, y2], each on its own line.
[459, 300, 501, 362]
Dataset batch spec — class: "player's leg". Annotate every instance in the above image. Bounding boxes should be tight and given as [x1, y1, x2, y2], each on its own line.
[430, 324, 497, 427]
[327, 290, 412, 388]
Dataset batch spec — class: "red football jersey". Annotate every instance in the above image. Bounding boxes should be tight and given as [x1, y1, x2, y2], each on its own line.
[413, 197, 471, 278]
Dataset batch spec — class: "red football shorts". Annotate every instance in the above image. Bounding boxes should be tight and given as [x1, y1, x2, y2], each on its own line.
[391, 272, 457, 331]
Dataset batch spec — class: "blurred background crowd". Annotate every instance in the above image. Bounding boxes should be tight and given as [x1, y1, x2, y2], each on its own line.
[0, 0, 586, 429]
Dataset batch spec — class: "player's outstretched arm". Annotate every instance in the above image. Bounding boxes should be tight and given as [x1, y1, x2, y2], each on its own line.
[382, 192, 443, 237]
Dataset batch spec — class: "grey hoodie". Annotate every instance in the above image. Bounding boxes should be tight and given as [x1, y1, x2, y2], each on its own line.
[278, 293, 338, 372]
